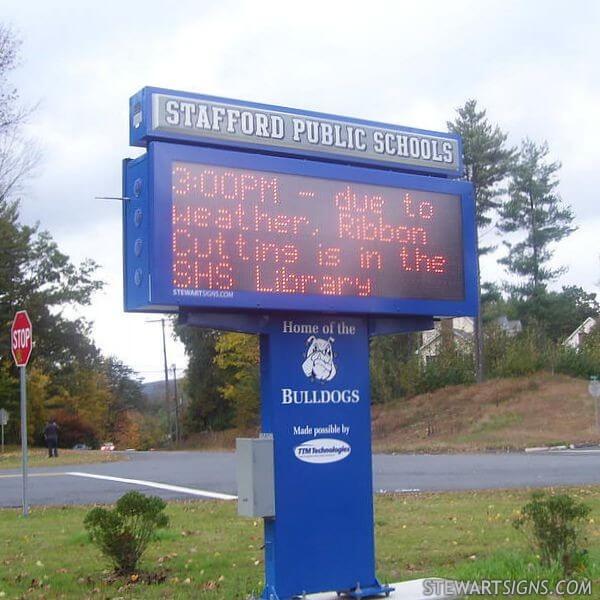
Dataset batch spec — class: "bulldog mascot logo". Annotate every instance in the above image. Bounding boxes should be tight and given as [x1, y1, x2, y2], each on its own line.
[302, 336, 337, 382]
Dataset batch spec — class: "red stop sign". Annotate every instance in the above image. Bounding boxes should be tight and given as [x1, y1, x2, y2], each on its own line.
[11, 310, 33, 367]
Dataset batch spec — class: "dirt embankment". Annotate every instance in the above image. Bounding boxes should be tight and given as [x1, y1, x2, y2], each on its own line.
[372, 373, 597, 453]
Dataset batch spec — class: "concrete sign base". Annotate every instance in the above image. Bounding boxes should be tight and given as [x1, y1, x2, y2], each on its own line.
[304, 578, 460, 600]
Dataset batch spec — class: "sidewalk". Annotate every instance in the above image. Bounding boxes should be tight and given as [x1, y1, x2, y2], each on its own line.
[306, 578, 459, 599]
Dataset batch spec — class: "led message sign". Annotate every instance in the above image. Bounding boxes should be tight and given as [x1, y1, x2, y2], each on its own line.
[123, 143, 476, 316]
[171, 162, 464, 301]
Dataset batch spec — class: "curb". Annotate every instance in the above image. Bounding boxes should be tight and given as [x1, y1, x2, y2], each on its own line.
[525, 444, 569, 453]
[524, 443, 600, 453]
[524, 446, 552, 453]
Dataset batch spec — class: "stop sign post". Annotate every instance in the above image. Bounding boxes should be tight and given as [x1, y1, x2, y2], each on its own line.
[11, 310, 32, 517]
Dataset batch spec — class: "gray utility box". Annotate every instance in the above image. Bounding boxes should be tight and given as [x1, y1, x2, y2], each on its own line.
[236, 437, 275, 518]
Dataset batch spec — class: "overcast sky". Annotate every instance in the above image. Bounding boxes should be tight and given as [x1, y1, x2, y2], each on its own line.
[3, 0, 599, 381]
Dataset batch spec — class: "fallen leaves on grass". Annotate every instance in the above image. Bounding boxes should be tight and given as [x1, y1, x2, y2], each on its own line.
[101, 570, 168, 587]
[201, 580, 219, 591]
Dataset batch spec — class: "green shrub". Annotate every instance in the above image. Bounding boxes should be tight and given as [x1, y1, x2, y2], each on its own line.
[483, 326, 511, 376]
[554, 348, 596, 378]
[395, 355, 424, 399]
[488, 327, 548, 378]
[370, 334, 418, 403]
[419, 348, 475, 393]
[84, 491, 169, 574]
[555, 328, 600, 378]
[513, 491, 591, 576]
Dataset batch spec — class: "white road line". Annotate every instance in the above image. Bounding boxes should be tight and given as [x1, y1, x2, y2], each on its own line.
[66, 472, 237, 501]
[0, 472, 68, 479]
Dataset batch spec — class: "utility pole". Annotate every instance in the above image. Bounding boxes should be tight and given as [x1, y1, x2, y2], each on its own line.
[0, 408, 7, 453]
[172, 363, 181, 444]
[161, 319, 172, 443]
[146, 318, 172, 444]
[589, 377, 600, 433]
[474, 227, 484, 383]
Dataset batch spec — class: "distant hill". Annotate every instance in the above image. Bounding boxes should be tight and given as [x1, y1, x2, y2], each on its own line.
[141, 378, 185, 408]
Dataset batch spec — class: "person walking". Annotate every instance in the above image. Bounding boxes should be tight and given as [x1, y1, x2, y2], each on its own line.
[43, 419, 59, 458]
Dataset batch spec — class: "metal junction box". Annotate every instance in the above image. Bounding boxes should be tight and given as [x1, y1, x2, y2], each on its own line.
[236, 437, 275, 518]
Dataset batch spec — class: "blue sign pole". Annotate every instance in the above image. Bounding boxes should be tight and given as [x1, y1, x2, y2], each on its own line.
[259, 314, 392, 599]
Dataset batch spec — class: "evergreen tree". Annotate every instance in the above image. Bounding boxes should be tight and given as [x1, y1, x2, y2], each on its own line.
[448, 100, 515, 381]
[102, 357, 144, 412]
[505, 285, 597, 341]
[498, 139, 575, 300]
[0, 195, 103, 374]
[447, 100, 515, 240]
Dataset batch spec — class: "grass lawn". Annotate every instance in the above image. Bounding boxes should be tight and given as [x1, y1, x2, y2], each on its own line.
[1, 487, 599, 599]
[0, 446, 123, 470]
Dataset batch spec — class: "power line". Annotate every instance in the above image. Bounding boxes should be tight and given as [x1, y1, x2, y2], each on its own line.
[136, 368, 186, 374]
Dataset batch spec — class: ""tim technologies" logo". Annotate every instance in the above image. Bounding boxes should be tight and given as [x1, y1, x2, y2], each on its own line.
[281, 389, 360, 405]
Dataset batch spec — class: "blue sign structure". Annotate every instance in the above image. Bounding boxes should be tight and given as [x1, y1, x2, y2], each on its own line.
[123, 87, 477, 600]
[262, 315, 386, 598]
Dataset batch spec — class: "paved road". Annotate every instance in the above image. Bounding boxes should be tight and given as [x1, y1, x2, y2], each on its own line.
[1, 449, 600, 508]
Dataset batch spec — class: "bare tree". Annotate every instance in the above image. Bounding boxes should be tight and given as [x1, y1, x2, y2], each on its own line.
[0, 25, 28, 132]
[0, 25, 39, 203]
[0, 127, 40, 203]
